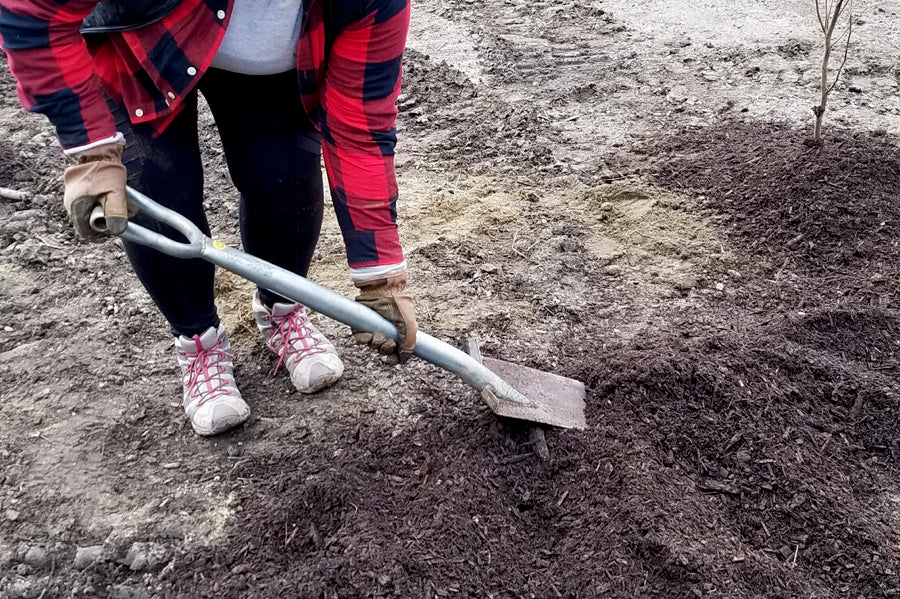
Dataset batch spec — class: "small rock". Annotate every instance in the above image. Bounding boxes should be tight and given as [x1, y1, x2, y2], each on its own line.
[599, 202, 614, 211]
[480, 263, 499, 274]
[22, 546, 49, 569]
[6, 509, 20, 521]
[604, 265, 622, 276]
[74, 545, 109, 569]
[726, 269, 742, 279]
[715, 282, 725, 291]
[160, 462, 180, 469]
[122, 542, 168, 572]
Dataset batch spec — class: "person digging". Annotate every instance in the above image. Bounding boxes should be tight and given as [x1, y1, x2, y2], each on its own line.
[0, 0, 417, 435]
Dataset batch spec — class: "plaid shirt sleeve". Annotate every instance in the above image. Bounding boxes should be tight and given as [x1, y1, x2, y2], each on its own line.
[309, 0, 410, 270]
[0, 0, 229, 151]
[0, 0, 115, 149]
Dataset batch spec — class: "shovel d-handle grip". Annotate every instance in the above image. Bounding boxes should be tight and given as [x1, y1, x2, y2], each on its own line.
[118, 187, 534, 407]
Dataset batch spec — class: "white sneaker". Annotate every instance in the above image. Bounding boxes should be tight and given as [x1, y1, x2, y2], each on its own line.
[175, 324, 250, 436]
[252, 291, 344, 393]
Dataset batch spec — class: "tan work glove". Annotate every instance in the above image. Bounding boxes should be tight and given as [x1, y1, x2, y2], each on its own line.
[353, 272, 418, 364]
[63, 143, 129, 241]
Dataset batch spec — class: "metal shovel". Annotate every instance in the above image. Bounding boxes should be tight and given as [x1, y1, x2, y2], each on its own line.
[93, 187, 587, 429]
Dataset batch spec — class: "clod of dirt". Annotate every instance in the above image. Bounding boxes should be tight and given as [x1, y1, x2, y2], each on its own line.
[21, 546, 49, 570]
[121, 542, 168, 572]
[73, 545, 112, 569]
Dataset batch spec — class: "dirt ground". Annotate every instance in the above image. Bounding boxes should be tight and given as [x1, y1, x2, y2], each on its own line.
[1, 0, 900, 597]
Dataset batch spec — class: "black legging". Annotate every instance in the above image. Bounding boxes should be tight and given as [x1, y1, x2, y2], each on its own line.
[113, 68, 324, 337]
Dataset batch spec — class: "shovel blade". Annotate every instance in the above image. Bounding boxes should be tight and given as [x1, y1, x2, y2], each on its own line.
[481, 357, 587, 429]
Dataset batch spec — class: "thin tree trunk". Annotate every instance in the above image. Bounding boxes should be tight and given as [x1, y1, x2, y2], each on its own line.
[815, 37, 831, 140]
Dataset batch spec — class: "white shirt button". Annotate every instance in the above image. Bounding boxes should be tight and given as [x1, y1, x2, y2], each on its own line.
[167, 91, 176, 100]
[134, 108, 144, 117]
[187, 66, 197, 76]
[217, 10, 225, 19]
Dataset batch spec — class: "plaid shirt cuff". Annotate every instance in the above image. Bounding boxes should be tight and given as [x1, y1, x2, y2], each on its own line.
[63, 132, 125, 155]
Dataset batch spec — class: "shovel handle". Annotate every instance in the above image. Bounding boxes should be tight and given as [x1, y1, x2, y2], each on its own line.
[115, 187, 534, 407]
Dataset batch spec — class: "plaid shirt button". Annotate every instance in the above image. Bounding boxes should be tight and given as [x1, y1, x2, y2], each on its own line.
[135, 109, 144, 117]
[187, 66, 197, 76]
[216, 10, 225, 19]
[167, 92, 176, 100]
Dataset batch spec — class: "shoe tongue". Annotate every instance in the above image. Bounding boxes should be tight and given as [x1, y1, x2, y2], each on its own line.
[270, 302, 300, 318]
[196, 326, 221, 349]
[177, 326, 221, 352]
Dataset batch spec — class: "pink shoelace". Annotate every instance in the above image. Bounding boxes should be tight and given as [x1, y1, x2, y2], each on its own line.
[183, 335, 233, 407]
[268, 306, 326, 374]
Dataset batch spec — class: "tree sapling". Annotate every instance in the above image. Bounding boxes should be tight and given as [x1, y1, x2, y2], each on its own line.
[812, 0, 853, 141]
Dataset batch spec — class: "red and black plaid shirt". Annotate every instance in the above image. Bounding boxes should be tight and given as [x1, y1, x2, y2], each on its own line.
[0, 0, 409, 269]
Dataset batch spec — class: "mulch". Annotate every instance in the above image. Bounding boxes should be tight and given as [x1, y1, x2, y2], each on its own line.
[649, 120, 900, 296]
[160, 120, 900, 599]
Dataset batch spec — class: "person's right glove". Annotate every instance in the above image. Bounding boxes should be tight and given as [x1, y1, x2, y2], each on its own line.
[353, 272, 418, 364]
[63, 143, 129, 241]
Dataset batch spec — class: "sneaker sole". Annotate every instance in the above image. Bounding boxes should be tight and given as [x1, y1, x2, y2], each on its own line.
[192, 413, 249, 436]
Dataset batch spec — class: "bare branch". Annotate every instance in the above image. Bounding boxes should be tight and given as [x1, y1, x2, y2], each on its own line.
[826, 9, 852, 94]
[825, 0, 845, 38]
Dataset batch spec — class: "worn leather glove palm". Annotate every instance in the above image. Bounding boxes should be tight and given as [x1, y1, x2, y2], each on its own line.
[63, 143, 129, 241]
[353, 272, 418, 364]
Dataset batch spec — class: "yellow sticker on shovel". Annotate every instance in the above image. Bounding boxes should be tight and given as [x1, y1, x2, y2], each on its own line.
[212, 240, 226, 250]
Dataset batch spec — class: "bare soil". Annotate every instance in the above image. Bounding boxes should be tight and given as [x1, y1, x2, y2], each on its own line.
[2, 1, 900, 598]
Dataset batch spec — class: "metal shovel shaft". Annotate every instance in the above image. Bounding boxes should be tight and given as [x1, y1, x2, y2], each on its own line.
[119, 187, 534, 407]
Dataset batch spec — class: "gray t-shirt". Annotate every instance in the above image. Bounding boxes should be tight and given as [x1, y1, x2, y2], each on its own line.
[211, 0, 304, 75]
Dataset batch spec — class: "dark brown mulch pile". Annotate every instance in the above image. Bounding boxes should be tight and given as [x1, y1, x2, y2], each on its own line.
[160, 305, 900, 599]
[649, 121, 900, 294]
[160, 393, 799, 599]
[587, 309, 900, 598]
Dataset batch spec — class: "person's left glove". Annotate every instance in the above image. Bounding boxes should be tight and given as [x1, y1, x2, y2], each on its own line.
[63, 143, 129, 241]
[353, 272, 418, 364]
